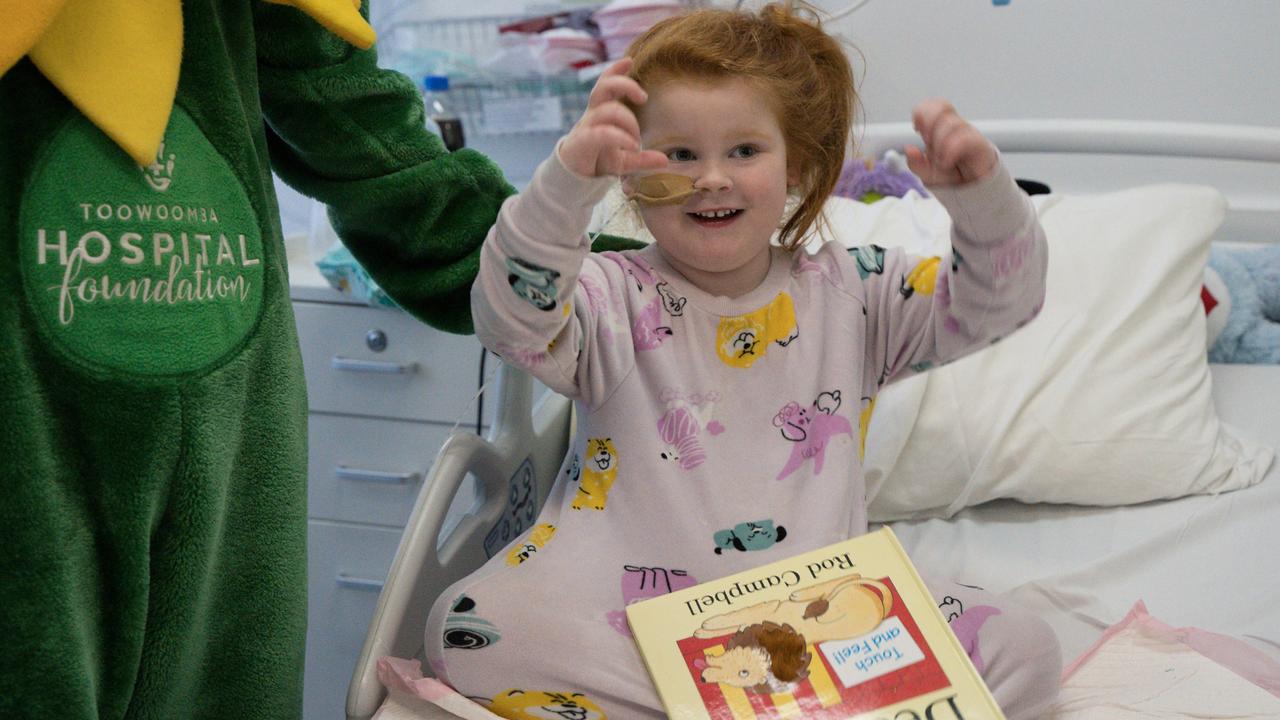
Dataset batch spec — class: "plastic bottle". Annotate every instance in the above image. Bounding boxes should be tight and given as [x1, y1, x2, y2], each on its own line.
[422, 75, 465, 152]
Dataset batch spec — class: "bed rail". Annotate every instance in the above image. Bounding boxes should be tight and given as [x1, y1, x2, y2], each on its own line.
[858, 120, 1280, 163]
[346, 363, 572, 720]
[861, 119, 1280, 245]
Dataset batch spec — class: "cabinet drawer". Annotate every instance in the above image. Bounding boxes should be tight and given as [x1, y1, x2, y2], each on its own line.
[309, 414, 480, 527]
[294, 301, 490, 423]
[304, 521, 403, 720]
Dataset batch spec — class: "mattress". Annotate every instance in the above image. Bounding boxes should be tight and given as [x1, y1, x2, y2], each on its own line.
[888, 363, 1280, 665]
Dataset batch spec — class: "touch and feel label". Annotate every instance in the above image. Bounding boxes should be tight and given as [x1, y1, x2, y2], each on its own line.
[20, 107, 265, 378]
[821, 616, 927, 687]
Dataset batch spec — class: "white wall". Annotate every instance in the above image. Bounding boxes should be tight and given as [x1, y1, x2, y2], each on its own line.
[822, 0, 1280, 127]
[818, 0, 1280, 242]
[279, 1, 1279, 242]
[367, 0, 1280, 128]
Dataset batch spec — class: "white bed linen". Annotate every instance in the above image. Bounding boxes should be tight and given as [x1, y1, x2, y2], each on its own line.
[369, 364, 1278, 719]
[888, 363, 1280, 666]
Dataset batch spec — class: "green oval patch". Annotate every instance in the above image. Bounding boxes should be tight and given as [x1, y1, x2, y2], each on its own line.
[20, 107, 265, 379]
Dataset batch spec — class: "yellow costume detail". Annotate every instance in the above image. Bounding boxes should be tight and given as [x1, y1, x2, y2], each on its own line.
[265, 0, 374, 49]
[0, 0, 66, 83]
[2, 0, 373, 166]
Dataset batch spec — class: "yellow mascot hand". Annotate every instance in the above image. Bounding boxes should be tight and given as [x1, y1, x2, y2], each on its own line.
[266, 0, 376, 50]
[3, 0, 374, 168]
[8, 0, 183, 166]
[1, 0, 68, 77]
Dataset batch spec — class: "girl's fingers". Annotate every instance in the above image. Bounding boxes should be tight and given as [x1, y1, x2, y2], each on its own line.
[588, 73, 647, 109]
[935, 124, 992, 181]
[601, 56, 633, 77]
[954, 131, 997, 182]
[932, 116, 970, 170]
[906, 143, 962, 185]
[590, 125, 666, 176]
[590, 124, 642, 154]
[908, 99, 997, 185]
[912, 98, 953, 137]
[583, 101, 643, 145]
[606, 150, 668, 177]
[903, 144, 940, 184]
[913, 99, 960, 149]
[620, 149, 669, 174]
[586, 125, 645, 176]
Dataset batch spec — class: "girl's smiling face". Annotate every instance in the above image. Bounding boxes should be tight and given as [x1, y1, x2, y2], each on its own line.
[628, 77, 798, 298]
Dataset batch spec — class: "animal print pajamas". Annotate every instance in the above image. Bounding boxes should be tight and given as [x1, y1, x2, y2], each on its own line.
[425, 149, 1059, 719]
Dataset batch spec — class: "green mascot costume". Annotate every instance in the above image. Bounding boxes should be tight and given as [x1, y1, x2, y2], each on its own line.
[0, 1, 635, 717]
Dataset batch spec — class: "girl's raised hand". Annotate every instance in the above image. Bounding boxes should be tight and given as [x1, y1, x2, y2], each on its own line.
[559, 58, 669, 178]
[903, 99, 998, 186]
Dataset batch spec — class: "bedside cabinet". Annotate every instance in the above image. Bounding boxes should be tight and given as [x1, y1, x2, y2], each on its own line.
[291, 289, 496, 720]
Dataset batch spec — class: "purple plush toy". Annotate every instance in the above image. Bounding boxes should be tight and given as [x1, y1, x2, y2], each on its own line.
[832, 149, 930, 203]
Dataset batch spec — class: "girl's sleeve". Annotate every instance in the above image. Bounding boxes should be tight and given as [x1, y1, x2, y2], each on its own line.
[471, 148, 635, 406]
[856, 159, 1047, 392]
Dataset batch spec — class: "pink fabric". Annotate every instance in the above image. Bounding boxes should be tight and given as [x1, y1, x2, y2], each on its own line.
[1062, 601, 1280, 699]
[376, 656, 503, 719]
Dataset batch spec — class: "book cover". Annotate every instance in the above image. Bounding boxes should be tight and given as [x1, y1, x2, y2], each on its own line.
[625, 527, 1005, 719]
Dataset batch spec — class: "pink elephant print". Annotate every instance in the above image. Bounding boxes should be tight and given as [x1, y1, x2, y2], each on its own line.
[773, 390, 854, 481]
[938, 595, 1003, 674]
[581, 275, 629, 345]
[657, 406, 707, 470]
[603, 251, 660, 292]
[633, 295, 673, 351]
[656, 389, 723, 469]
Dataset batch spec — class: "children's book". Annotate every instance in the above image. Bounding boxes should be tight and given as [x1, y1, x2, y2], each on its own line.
[625, 526, 1005, 720]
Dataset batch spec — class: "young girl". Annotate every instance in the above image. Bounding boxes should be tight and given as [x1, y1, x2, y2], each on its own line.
[426, 4, 1059, 718]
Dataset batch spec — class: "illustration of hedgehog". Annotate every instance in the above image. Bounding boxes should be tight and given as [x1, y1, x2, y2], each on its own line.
[698, 621, 811, 695]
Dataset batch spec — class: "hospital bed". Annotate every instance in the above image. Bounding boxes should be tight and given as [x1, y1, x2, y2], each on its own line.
[345, 121, 1280, 719]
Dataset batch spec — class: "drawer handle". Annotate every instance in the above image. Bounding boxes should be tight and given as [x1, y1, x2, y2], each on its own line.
[335, 574, 385, 592]
[330, 356, 418, 374]
[335, 466, 420, 485]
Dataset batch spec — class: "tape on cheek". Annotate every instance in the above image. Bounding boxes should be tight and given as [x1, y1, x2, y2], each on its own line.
[625, 173, 696, 206]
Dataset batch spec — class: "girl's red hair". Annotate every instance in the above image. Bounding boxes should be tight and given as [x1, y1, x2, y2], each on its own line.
[626, 2, 857, 249]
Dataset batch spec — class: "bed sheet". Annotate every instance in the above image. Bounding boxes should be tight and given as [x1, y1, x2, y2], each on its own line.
[888, 363, 1280, 666]
[369, 365, 1278, 719]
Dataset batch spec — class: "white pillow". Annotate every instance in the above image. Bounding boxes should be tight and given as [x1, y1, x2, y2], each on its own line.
[829, 185, 1275, 520]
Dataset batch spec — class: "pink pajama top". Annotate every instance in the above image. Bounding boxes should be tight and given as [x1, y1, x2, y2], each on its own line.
[425, 148, 1047, 718]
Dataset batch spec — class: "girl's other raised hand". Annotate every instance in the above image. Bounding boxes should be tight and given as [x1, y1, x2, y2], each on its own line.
[903, 99, 998, 187]
[559, 58, 669, 178]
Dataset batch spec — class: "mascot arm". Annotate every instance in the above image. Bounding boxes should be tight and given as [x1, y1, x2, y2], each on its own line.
[252, 4, 640, 334]
[254, 1, 512, 334]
